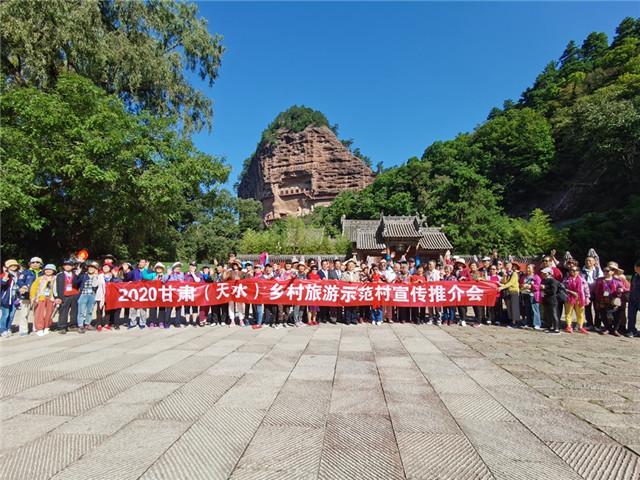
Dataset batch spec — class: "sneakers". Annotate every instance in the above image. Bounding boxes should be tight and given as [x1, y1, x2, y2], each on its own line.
[425, 320, 433, 325]
[128, 323, 136, 330]
[96, 325, 103, 332]
[139, 325, 146, 329]
[460, 320, 467, 327]
[36, 330, 45, 337]
[104, 325, 111, 331]
[78, 327, 86, 334]
[58, 329, 68, 335]
[565, 326, 573, 334]
[252, 324, 262, 329]
[548, 329, 561, 335]
[578, 327, 589, 334]
[148, 323, 156, 329]
[159, 322, 165, 329]
[533, 325, 541, 330]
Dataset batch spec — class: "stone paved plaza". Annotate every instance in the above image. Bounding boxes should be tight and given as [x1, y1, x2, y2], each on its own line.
[0, 323, 638, 480]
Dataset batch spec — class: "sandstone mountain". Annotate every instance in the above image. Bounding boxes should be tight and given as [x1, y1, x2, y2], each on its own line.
[238, 125, 375, 223]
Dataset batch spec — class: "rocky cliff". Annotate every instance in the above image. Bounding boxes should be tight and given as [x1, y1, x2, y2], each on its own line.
[238, 125, 375, 223]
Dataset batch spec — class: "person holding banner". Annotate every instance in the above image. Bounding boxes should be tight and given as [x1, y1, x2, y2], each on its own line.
[225, 260, 245, 327]
[95, 263, 122, 331]
[148, 262, 169, 329]
[342, 260, 360, 325]
[184, 261, 203, 327]
[166, 262, 186, 328]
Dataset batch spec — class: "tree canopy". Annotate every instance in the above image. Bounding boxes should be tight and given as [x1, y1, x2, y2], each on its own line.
[1, 0, 224, 132]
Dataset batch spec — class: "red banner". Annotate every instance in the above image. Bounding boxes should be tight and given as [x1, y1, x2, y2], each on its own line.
[105, 279, 498, 310]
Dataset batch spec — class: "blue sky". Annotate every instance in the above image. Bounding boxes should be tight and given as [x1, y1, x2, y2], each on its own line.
[189, 2, 638, 188]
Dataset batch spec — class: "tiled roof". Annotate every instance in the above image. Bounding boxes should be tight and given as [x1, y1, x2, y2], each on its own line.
[417, 227, 453, 250]
[237, 254, 345, 264]
[356, 231, 386, 251]
[341, 219, 380, 242]
[381, 216, 423, 238]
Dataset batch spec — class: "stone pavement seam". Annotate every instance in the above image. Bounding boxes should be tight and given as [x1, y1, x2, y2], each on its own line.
[414, 325, 637, 480]
[141, 326, 314, 480]
[366, 325, 408, 479]
[388, 324, 497, 480]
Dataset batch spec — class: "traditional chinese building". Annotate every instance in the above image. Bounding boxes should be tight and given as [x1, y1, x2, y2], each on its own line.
[341, 215, 453, 262]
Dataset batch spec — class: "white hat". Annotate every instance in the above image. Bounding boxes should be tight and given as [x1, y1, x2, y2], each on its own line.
[171, 262, 182, 270]
[541, 267, 553, 275]
[154, 262, 166, 271]
[43, 264, 56, 272]
[482, 256, 491, 261]
[30, 257, 43, 264]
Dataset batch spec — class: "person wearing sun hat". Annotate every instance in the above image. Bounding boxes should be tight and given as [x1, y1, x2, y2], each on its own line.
[29, 264, 57, 336]
[1, 259, 22, 337]
[15, 256, 44, 336]
[95, 263, 123, 331]
[53, 258, 81, 334]
[147, 262, 169, 329]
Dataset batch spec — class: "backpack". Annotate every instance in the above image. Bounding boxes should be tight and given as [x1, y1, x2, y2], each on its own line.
[557, 282, 568, 303]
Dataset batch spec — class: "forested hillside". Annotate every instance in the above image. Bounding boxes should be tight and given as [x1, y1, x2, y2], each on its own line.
[312, 17, 640, 267]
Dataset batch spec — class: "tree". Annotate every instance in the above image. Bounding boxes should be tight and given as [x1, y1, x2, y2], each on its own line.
[511, 209, 563, 256]
[559, 40, 583, 75]
[237, 198, 264, 233]
[0, 74, 229, 259]
[0, 0, 224, 132]
[581, 32, 609, 65]
[612, 17, 640, 48]
[261, 105, 331, 144]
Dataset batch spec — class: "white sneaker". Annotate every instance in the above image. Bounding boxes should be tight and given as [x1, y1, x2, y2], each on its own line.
[460, 320, 467, 327]
[426, 320, 433, 325]
[36, 330, 45, 337]
[534, 325, 541, 330]
[436, 320, 442, 326]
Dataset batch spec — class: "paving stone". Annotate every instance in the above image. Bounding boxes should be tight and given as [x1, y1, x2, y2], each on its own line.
[52, 420, 189, 480]
[388, 404, 461, 434]
[16, 379, 92, 401]
[396, 432, 493, 480]
[547, 442, 640, 480]
[55, 402, 150, 435]
[142, 375, 238, 421]
[109, 381, 182, 404]
[27, 374, 145, 416]
[0, 433, 106, 480]
[0, 413, 71, 454]
[439, 393, 516, 422]
[121, 349, 194, 375]
[236, 425, 324, 475]
[142, 407, 265, 480]
[61, 354, 150, 380]
[0, 371, 65, 398]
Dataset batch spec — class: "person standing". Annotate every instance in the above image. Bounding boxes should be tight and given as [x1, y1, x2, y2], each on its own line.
[342, 260, 360, 325]
[520, 264, 542, 330]
[76, 261, 100, 333]
[581, 255, 603, 330]
[468, 262, 485, 327]
[184, 261, 202, 327]
[540, 268, 561, 334]
[225, 260, 245, 327]
[499, 261, 520, 328]
[293, 262, 307, 327]
[29, 264, 57, 336]
[307, 264, 321, 326]
[627, 260, 640, 338]
[128, 259, 154, 329]
[53, 259, 81, 334]
[16, 257, 43, 336]
[594, 266, 625, 336]
[95, 263, 122, 331]
[441, 265, 457, 326]
[148, 262, 168, 329]
[166, 262, 186, 328]
[425, 260, 441, 325]
[318, 260, 332, 323]
[1, 259, 22, 337]
[563, 265, 590, 334]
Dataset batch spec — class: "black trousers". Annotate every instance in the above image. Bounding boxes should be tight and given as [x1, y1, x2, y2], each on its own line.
[211, 305, 227, 324]
[149, 307, 167, 325]
[57, 295, 79, 329]
[97, 307, 122, 327]
[543, 301, 559, 331]
[319, 307, 330, 322]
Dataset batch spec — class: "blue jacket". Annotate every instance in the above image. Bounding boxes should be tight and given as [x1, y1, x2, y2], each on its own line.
[1, 273, 20, 307]
[17, 269, 42, 300]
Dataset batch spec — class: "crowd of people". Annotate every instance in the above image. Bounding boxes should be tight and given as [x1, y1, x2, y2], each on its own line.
[1, 251, 638, 338]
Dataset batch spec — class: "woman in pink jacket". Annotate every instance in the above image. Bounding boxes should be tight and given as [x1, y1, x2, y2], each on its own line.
[564, 265, 590, 334]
